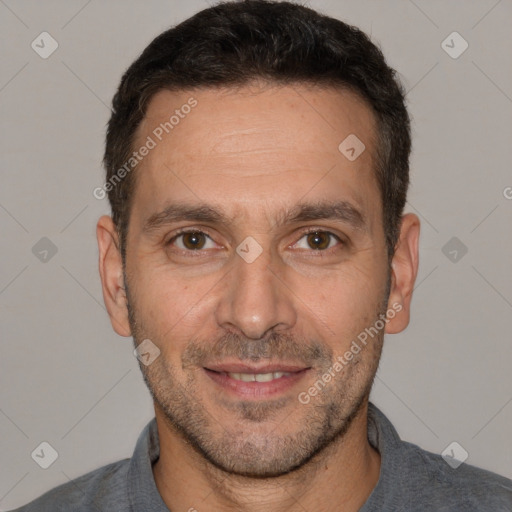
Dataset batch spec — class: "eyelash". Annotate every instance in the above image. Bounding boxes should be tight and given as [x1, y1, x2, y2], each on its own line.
[165, 227, 345, 255]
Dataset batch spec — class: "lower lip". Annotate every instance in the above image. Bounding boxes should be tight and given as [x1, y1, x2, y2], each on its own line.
[203, 368, 309, 399]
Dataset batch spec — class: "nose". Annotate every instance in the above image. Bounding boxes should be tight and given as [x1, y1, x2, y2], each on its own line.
[214, 244, 297, 340]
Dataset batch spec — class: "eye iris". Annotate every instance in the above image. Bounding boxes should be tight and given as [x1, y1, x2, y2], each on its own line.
[307, 231, 330, 250]
[183, 231, 206, 250]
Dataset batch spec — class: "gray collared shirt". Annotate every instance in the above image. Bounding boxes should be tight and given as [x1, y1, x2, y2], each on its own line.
[9, 402, 512, 511]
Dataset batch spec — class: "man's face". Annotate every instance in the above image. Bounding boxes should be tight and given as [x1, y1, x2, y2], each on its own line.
[117, 84, 394, 477]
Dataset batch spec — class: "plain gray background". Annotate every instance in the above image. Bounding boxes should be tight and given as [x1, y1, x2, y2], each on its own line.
[1, 0, 511, 509]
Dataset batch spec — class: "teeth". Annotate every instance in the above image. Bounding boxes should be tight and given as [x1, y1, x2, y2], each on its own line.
[255, 373, 275, 383]
[227, 372, 291, 382]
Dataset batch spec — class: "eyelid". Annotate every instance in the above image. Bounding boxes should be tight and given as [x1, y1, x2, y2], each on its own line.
[291, 228, 345, 250]
[298, 226, 344, 240]
[166, 227, 219, 247]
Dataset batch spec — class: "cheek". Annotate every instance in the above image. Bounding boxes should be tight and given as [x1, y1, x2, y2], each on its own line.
[293, 264, 385, 341]
[133, 270, 218, 337]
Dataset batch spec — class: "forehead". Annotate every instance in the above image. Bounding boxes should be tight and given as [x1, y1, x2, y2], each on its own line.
[130, 84, 380, 230]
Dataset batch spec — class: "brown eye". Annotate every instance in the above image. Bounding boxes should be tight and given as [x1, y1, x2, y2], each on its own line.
[181, 231, 207, 250]
[306, 231, 332, 250]
[167, 230, 215, 251]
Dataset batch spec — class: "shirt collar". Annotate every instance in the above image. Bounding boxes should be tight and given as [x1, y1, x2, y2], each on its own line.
[127, 417, 169, 511]
[360, 401, 404, 510]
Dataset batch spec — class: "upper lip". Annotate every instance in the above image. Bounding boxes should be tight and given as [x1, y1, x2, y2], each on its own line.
[204, 362, 310, 374]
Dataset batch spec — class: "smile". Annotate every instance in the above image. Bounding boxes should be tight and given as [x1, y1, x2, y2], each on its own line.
[226, 371, 293, 382]
[203, 364, 310, 399]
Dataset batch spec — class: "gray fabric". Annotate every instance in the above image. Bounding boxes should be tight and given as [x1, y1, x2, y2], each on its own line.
[360, 405, 512, 511]
[9, 402, 512, 511]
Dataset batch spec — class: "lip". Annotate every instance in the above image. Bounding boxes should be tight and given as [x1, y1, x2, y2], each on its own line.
[204, 361, 309, 374]
[203, 362, 310, 399]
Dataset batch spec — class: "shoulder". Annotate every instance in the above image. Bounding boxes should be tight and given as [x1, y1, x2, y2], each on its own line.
[7, 458, 131, 512]
[366, 402, 512, 511]
[399, 439, 512, 510]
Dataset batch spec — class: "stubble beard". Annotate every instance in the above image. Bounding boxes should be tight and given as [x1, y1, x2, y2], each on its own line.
[125, 276, 388, 478]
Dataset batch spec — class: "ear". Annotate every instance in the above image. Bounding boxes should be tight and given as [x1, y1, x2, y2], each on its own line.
[385, 213, 420, 334]
[96, 215, 131, 337]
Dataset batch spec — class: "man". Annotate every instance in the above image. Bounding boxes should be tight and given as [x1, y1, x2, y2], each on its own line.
[11, 1, 512, 511]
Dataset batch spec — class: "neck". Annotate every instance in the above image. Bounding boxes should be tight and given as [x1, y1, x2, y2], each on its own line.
[152, 400, 381, 512]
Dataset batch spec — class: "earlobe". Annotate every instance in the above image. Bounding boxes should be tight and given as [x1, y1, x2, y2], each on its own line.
[384, 213, 420, 335]
[96, 215, 132, 337]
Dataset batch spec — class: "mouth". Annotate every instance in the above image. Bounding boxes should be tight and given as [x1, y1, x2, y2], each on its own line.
[223, 371, 294, 382]
[203, 362, 311, 399]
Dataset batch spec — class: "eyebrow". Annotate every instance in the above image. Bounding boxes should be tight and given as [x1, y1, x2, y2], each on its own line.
[142, 199, 367, 234]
